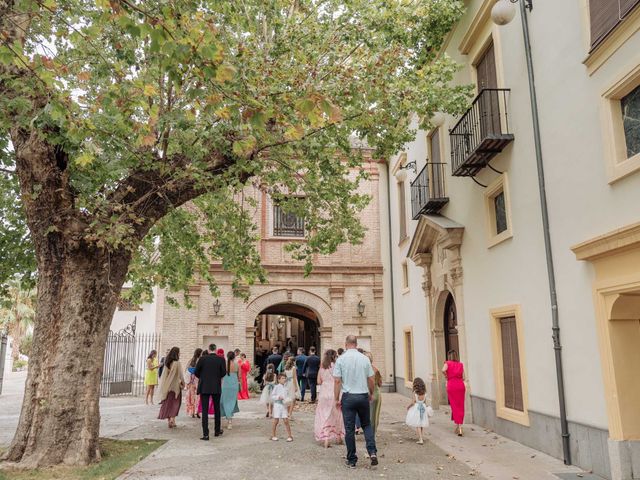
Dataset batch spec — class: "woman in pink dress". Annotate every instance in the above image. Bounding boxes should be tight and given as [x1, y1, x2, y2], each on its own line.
[314, 349, 345, 448]
[237, 353, 251, 400]
[443, 349, 466, 436]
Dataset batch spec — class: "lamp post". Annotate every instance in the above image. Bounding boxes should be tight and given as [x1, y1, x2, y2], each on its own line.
[212, 298, 221, 315]
[491, 0, 571, 466]
[357, 300, 365, 317]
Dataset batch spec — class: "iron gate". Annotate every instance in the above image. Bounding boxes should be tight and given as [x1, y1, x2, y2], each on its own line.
[101, 320, 161, 397]
[0, 333, 7, 395]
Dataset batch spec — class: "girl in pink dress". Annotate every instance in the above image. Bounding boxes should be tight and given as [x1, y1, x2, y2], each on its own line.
[237, 353, 251, 400]
[443, 349, 466, 436]
[314, 349, 345, 448]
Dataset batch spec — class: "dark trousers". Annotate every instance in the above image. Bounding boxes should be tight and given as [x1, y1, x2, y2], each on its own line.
[200, 393, 221, 437]
[305, 376, 317, 401]
[298, 377, 307, 400]
[342, 393, 376, 465]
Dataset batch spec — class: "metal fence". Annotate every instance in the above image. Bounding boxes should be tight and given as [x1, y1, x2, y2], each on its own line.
[0, 334, 7, 395]
[101, 323, 160, 397]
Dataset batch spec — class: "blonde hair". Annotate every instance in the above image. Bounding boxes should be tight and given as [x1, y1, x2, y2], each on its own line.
[285, 356, 296, 371]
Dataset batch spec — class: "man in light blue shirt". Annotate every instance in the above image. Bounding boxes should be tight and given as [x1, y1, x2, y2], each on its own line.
[334, 335, 378, 468]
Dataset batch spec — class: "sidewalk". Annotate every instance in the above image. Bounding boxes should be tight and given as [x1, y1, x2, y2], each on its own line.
[0, 377, 596, 480]
[382, 393, 595, 480]
[113, 393, 593, 480]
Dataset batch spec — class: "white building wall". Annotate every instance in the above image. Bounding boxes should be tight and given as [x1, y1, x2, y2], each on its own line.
[109, 286, 159, 334]
[388, 0, 640, 477]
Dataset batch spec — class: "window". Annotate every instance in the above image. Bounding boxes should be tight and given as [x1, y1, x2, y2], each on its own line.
[398, 181, 408, 242]
[273, 202, 305, 237]
[494, 191, 507, 234]
[474, 41, 501, 137]
[600, 64, 640, 182]
[588, 0, 640, 49]
[621, 84, 640, 158]
[428, 128, 446, 200]
[401, 261, 409, 292]
[117, 290, 141, 311]
[483, 174, 512, 247]
[490, 305, 529, 426]
[500, 316, 524, 412]
[403, 328, 414, 385]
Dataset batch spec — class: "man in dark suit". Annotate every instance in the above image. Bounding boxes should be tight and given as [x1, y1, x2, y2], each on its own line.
[264, 346, 282, 372]
[195, 348, 226, 440]
[295, 347, 308, 400]
[303, 346, 321, 403]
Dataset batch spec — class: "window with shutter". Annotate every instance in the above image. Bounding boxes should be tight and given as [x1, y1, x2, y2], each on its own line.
[589, 0, 640, 49]
[398, 181, 407, 241]
[404, 329, 414, 384]
[428, 128, 446, 200]
[500, 316, 524, 412]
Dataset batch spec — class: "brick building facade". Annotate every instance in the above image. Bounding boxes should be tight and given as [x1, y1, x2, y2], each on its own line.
[156, 156, 388, 378]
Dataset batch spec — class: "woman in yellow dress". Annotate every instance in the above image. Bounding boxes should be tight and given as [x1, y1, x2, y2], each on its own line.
[145, 350, 159, 404]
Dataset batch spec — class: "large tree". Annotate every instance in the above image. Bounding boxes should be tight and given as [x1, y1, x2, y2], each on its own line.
[0, 0, 468, 467]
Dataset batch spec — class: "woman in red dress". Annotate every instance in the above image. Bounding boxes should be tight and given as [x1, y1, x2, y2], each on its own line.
[443, 349, 466, 436]
[237, 353, 251, 400]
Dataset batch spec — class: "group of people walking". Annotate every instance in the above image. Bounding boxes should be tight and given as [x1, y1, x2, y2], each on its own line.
[143, 344, 252, 436]
[143, 336, 467, 470]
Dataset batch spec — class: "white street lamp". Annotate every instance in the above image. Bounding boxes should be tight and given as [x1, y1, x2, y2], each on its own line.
[491, 0, 517, 25]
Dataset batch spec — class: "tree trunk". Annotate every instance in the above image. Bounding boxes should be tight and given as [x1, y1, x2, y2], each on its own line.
[4, 241, 131, 468]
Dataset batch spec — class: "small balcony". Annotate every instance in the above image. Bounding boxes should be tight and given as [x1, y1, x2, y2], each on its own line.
[449, 88, 514, 177]
[411, 162, 449, 219]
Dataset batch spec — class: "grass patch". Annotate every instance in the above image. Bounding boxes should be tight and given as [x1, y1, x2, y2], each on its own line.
[0, 438, 165, 480]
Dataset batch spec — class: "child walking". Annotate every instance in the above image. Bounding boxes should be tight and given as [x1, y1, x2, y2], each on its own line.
[271, 373, 293, 442]
[260, 363, 276, 418]
[406, 377, 431, 445]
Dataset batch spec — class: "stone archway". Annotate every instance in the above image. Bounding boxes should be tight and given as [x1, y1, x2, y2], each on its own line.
[408, 214, 467, 411]
[244, 288, 333, 362]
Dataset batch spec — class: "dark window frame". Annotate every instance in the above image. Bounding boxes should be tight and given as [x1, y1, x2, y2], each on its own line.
[272, 199, 305, 238]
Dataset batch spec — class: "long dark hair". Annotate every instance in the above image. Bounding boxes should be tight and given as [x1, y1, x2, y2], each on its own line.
[264, 363, 276, 383]
[322, 349, 337, 369]
[147, 349, 157, 360]
[447, 349, 459, 362]
[226, 350, 236, 375]
[412, 377, 427, 396]
[189, 348, 203, 368]
[165, 347, 180, 370]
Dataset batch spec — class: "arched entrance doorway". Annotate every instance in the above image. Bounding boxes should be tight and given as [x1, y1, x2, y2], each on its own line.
[253, 303, 321, 373]
[444, 293, 459, 356]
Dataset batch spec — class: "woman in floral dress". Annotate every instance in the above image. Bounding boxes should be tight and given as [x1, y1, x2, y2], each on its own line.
[185, 348, 202, 418]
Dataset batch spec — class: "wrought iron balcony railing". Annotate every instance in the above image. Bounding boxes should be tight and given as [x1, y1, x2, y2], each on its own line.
[449, 88, 514, 177]
[410, 162, 449, 219]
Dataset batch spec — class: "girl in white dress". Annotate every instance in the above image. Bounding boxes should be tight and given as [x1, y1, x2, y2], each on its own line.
[405, 377, 432, 445]
[283, 356, 300, 419]
[271, 373, 293, 442]
[260, 364, 276, 418]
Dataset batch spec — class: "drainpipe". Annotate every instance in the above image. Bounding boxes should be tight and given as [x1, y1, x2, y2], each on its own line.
[519, 1, 571, 465]
[384, 160, 398, 392]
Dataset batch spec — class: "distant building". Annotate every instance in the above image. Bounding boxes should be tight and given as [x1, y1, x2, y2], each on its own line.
[157, 154, 392, 381]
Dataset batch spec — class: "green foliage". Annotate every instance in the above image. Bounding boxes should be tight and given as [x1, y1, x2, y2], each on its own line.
[19, 333, 32, 357]
[0, 0, 470, 303]
[0, 438, 165, 480]
[12, 359, 28, 371]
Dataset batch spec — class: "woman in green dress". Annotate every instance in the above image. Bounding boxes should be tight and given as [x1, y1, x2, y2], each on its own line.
[220, 350, 240, 429]
[365, 351, 383, 436]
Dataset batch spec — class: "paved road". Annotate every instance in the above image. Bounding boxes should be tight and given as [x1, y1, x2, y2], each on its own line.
[1, 372, 590, 480]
